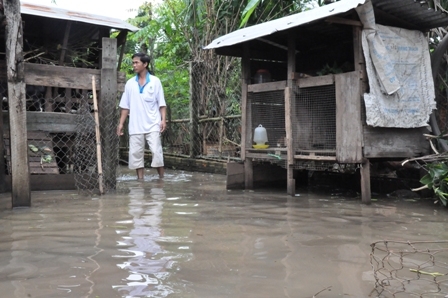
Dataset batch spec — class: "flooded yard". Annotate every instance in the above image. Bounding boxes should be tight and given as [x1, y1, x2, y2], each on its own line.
[0, 167, 447, 298]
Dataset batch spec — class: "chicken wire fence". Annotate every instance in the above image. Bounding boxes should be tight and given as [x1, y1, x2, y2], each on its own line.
[1, 83, 119, 195]
[370, 240, 448, 298]
[162, 59, 242, 161]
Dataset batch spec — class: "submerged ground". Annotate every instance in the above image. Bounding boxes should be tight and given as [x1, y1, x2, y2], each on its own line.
[0, 167, 447, 298]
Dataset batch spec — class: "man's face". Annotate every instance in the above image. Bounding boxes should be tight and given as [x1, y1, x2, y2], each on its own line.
[132, 57, 147, 74]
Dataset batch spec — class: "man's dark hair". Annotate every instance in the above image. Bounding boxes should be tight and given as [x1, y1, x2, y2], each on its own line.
[132, 53, 150, 70]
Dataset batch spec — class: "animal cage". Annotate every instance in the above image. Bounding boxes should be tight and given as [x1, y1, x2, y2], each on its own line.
[206, 0, 445, 202]
[294, 84, 336, 155]
[249, 90, 286, 148]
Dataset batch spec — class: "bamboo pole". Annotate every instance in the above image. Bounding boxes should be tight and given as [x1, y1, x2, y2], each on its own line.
[92, 76, 104, 194]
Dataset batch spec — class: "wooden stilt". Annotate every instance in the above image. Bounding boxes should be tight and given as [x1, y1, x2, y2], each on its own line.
[244, 158, 253, 189]
[360, 159, 371, 204]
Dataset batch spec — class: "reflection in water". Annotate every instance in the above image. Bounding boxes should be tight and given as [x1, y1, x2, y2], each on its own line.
[112, 182, 193, 297]
[2, 169, 448, 297]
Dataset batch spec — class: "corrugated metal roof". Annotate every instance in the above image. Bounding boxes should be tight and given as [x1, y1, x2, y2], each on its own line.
[204, 0, 448, 50]
[204, 0, 366, 50]
[21, 1, 139, 32]
[372, 0, 448, 29]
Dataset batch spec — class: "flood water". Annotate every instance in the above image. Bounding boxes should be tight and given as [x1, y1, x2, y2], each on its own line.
[0, 167, 448, 298]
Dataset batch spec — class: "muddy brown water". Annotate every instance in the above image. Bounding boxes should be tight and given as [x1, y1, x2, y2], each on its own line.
[0, 167, 447, 298]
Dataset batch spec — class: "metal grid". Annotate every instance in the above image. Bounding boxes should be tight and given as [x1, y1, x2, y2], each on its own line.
[293, 84, 336, 155]
[1, 81, 119, 194]
[371, 240, 448, 297]
[249, 90, 286, 148]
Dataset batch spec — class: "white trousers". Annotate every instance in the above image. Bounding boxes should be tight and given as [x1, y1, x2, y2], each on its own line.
[129, 132, 164, 169]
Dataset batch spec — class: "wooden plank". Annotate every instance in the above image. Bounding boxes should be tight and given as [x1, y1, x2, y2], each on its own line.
[294, 155, 336, 161]
[5, 0, 31, 206]
[363, 127, 430, 158]
[4, 131, 60, 175]
[297, 74, 334, 88]
[23, 63, 126, 92]
[246, 152, 285, 160]
[3, 111, 77, 133]
[335, 72, 363, 163]
[248, 80, 287, 93]
[100, 38, 118, 190]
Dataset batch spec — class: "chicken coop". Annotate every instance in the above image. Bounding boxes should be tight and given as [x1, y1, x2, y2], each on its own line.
[0, 1, 138, 195]
[205, 0, 448, 203]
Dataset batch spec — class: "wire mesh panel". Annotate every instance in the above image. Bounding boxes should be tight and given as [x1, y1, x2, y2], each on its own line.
[160, 57, 242, 161]
[294, 84, 336, 154]
[249, 90, 286, 148]
[1, 83, 118, 193]
[163, 120, 191, 156]
[371, 240, 448, 297]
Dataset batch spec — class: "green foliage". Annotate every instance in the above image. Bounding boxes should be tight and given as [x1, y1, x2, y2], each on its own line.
[420, 162, 448, 206]
[240, 0, 316, 27]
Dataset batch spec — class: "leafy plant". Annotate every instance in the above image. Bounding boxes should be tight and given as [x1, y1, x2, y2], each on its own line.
[419, 162, 448, 206]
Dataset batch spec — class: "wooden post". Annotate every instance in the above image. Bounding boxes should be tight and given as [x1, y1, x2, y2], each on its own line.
[92, 76, 104, 194]
[218, 117, 224, 155]
[189, 61, 200, 157]
[4, 0, 31, 206]
[0, 107, 5, 193]
[59, 21, 72, 66]
[241, 43, 253, 189]
[286, 31, 296, 196]
[360, 159, 371, 204]
[116, 30, 128, 71]
[100, 38, 118, 190]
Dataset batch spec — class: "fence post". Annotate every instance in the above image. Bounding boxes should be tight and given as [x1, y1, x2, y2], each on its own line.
[5, 0, 31, 206]
[100, 38, 118, 190]
[189, 61, 201, 157]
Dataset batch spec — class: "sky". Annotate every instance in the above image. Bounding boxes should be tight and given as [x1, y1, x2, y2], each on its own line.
[23, 0, 152, 20]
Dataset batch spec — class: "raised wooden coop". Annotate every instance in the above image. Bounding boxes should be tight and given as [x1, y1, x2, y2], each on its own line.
[205, 0, 448, 203]
[0, 1, 138, 194]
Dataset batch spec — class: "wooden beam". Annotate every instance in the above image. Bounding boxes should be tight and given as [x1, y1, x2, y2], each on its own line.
[297, 74, 334, 88]
[23, 63, 126, 92]
[4, 0, 31, 207]
[294, 155, 336, 161]
[117, 31, 128, 71]
[335, 72, 363, 163]
[59, 21, 72, 66]
[248, 80, 287, 93]
[241, 43, 250, 161]
[0, 111, 4, 193]
[100, 38, 118, 190]
[325, 17, 362, 27]
[242, 43, 253, 189]
[189, 61, 201, 157]
[286, 31, 296, 196]
[3, 112, 78, 133]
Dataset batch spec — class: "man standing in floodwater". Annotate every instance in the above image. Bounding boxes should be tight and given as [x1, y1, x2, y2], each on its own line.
[117, 52, 167, 179]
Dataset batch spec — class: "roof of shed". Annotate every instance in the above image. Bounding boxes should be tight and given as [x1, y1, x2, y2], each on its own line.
[204, 0, 448, 51]
[21, 1, 139, 32]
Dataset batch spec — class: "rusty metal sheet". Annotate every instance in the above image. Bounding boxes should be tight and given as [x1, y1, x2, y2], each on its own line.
[21, 1, 139, 32]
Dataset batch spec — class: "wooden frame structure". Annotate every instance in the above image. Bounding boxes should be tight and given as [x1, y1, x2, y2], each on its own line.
[0, 1, 137, 206]
[208, 0, 447, 203]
